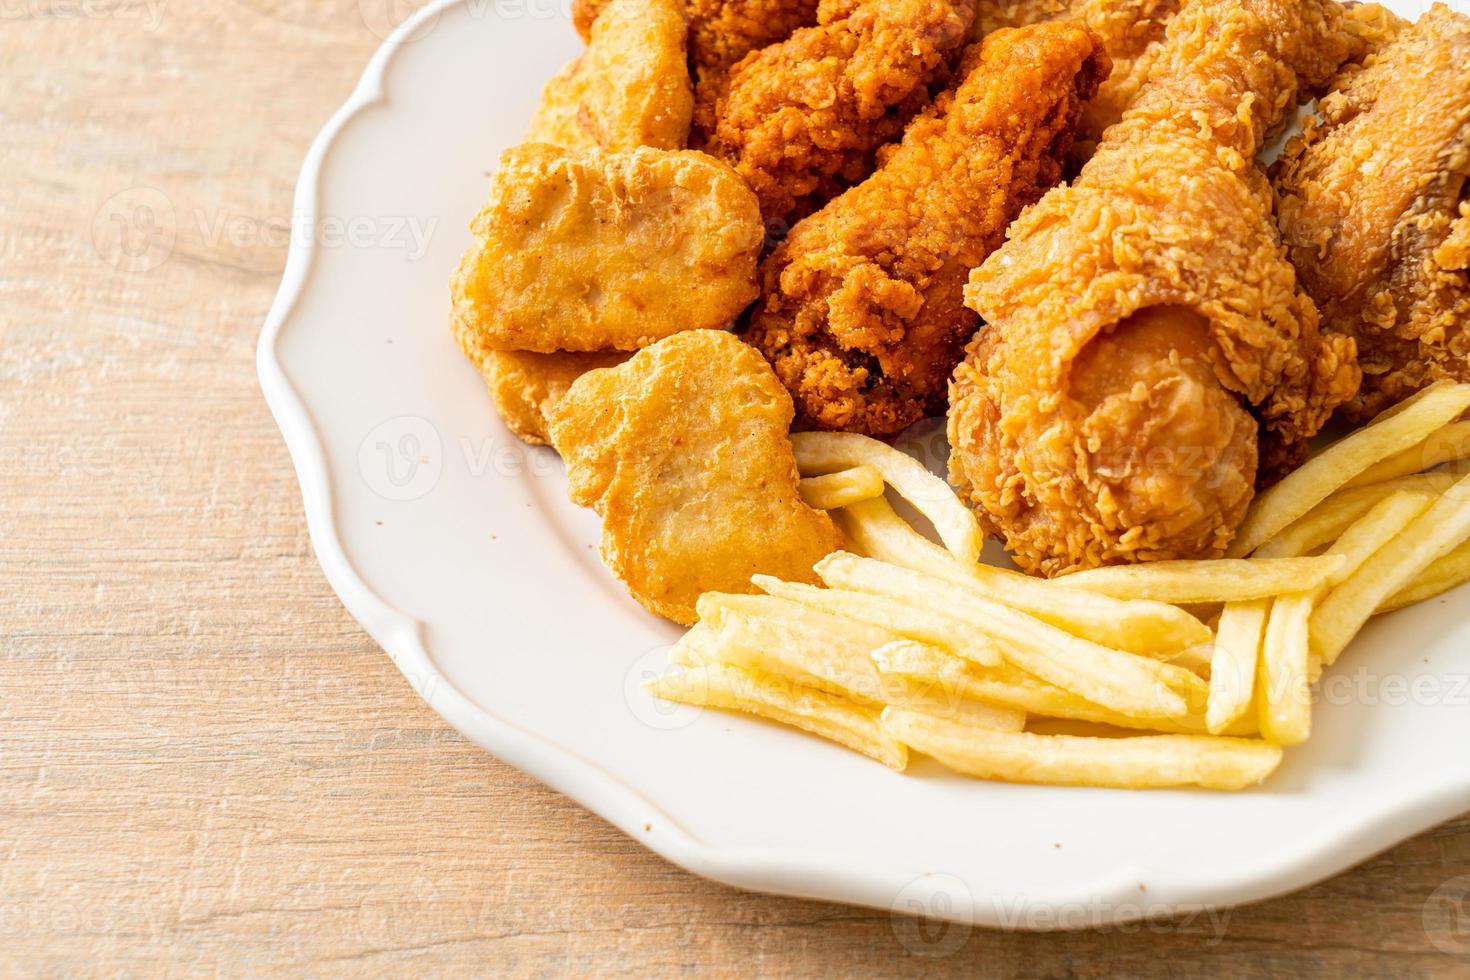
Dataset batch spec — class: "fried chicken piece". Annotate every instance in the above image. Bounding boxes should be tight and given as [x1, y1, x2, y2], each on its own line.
[547, 331, 844, 624]
[573, 0, 822, 79]
[470, 349, 631, 445]
[452, 143, 763, 358]
[527, 0, 693, 151]
[1273, 3, 1470, 420]
[952, 0, 1361, 576]
[744, 23, 1109, 436]
[976, 0, 1178, 157]
[696, 0, 976, 224]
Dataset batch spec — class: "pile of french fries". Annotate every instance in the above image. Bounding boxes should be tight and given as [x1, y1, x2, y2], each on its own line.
[647, 381, 1470, 790]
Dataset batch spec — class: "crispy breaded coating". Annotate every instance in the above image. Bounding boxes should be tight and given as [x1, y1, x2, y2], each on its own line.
[976, 0, 1178, 156]
[573, 0, 822, 79]
[528, 0, 693, 151]
[452, 144, 763, 357]
[547, 331, 844, 625]
[952, 0, 1361, 576]
[696, 0, 975, 224]
[1273, 3, 1470, 420]
[474, 349, 631, 445]
[744, 23, 1109, 436]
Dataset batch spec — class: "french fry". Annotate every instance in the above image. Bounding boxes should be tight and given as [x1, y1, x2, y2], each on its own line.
[836, 497, 1211, 655]
[815, 552, 1189, 719]
[647, 664, 908, 770]
[750, 575, 1002, 666]
[881, 708, 1282, 790]
[1168, 642, 1214, 677]
[1257, 592, 1312, 746]
[695, 592, 893, 703]
[1322, 492, 1434, 582]
[1206, 600, 1268, 734]
[1379, 537, 1470, 612]
[1312, 469, 1470, 666]
[790, 431, 982, 564]
[669, 620, 721, 667]
[1057, 556, 1344, 603]
[1344, 420, 1470, 489]
[1227, 381, 1470, 556]
[874, 663, 1027, 732]
[1253, 472, 1456, 559]
[871, 641, 1254, 735]
[1254, 491, 1432, 744]
[797, 465, 885, 510]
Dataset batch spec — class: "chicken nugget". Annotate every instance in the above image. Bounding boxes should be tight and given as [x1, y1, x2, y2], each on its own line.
[475, 349, 631, 445]
[451, 143, 764, 357]
[527, 0, 693, 151]
[547, 330, 844, 625]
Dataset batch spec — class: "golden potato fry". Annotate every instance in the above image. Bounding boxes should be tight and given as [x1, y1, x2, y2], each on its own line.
[1312, 469, 1470, 665]
[872, 642, 1253, 736]
[1257, 592, 1312, 747]
[1324, 492, 1434, 583]
[547, 332, 842, 625]
[790, 432, 983, 565]
[881, 708, 1282, 790]
[694, 592, 891, 702]
[1058, 556, 1344, 604]
[1379, 537, 1470, 612]
[526, 0, 693, 151]
[669, 620, 722, 667]
[647, 664, 908, 770]
[1254, 471, 1459, 559]
[475, 349, 630, 445]
[1168, 642, 1214, 677]
[874, 660, 1026, 732]
[1344, 420, 1470, 489]
[836, 497, 1210, 655]
[1228, 381, 1470, 557]
[1255, 488, 1433, 742]
[815, 552, 1188, 719]
[1206, 600, 1268, 734]
[750, 575, 1003, 665]
[796, 466, 885, 511]
[452, 144, 762, 356]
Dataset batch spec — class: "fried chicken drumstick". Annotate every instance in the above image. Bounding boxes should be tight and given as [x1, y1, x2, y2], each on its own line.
[696, 0, 976, 224]
[951, 0, 1361, 576]
[1274, 3, 1470, 420]
[976, 0, 1179, 157]
[574, 0, 822, 80]
[744, 22, 1109, 436]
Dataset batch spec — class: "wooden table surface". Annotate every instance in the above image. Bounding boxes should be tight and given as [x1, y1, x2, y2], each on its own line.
[5, 2, 1470, 975]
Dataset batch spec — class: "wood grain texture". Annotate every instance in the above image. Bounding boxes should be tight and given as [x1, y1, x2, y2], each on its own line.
[2, 3, 1469, 974]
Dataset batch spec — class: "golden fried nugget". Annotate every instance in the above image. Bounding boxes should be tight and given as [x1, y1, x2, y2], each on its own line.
[451, 143, 764, 357]
[527, 0, 693, 151]
[476, 349, 631, 445]
[547, 331, 844, 625]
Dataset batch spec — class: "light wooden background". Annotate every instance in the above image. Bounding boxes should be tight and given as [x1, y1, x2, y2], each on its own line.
[4, 2, 1470, 975]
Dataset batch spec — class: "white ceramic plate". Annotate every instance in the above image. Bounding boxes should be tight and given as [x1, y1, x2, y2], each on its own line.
[259, 0, 1470, 928]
